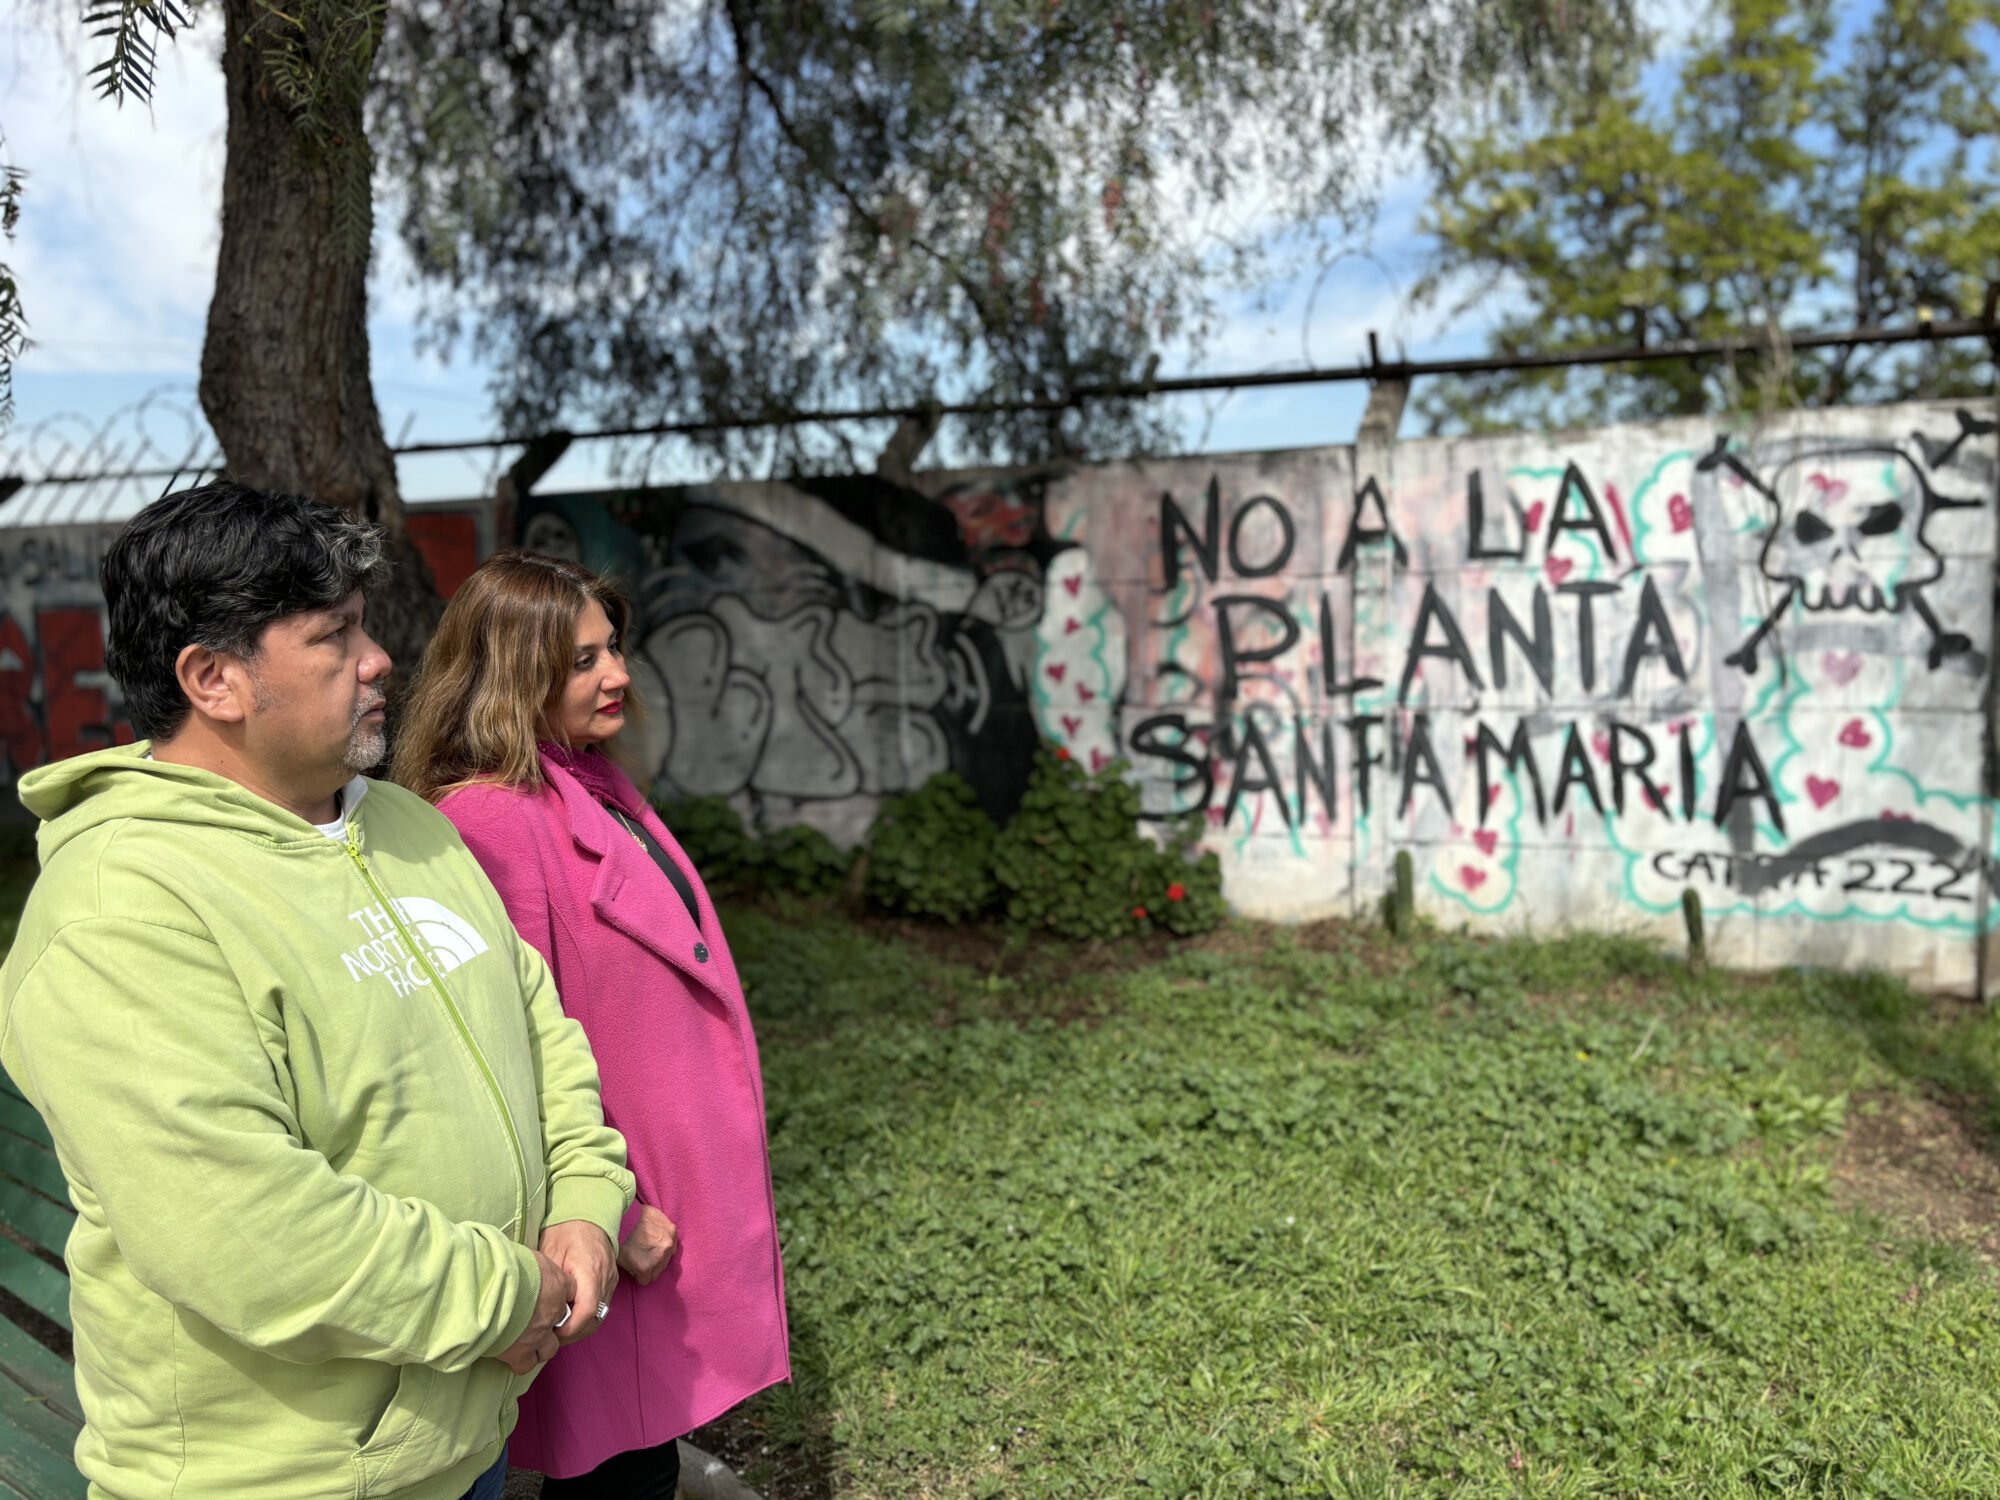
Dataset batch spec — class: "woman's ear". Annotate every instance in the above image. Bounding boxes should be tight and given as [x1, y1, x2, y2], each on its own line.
[173, 644, 254, 727]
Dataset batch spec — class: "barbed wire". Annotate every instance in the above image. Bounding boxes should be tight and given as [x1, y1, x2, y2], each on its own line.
[6, 313, 1994, 525]
[0, 384, 218, 525]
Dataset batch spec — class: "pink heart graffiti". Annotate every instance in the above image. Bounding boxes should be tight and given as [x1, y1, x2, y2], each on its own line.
[1806, 472, 1850, 504]
[1460, 865, 1488, 891]
[1837, 719, 1871, 749]
[1590, 731, 1611, 762]
[1060, 714, 1082, 738]
[1064, 617, 1081, 635]
[1822, 652, 1863, 686]
[1546, 555, 1574, 586]
[1524, 501, 1546, 535]
[1046, 663, 1066, 683]
[1473, 829, 1498, 856]
[1667, 493, 1693, 534]
[1062, 575, 1082, 598]
[1078, 684, 1097, 703]
[1806, 775, 1840, 809]
[1089, 749, 1109, 772]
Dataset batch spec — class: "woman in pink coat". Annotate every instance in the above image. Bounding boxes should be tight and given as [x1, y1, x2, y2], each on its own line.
[395, 551, 789, 1497]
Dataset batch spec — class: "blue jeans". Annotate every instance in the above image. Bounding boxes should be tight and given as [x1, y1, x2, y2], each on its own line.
[458, 1448, 509, 1500]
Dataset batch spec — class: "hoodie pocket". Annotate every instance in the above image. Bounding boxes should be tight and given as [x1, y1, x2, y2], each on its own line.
[354, 1364, 437, 1493]
[354, 1361, 510, 1498]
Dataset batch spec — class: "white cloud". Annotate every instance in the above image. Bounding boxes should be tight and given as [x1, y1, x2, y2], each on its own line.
[2, 5, 226, 375]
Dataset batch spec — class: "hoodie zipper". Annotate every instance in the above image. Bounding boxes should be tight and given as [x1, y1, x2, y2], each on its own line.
[342, 812, 532, 1241]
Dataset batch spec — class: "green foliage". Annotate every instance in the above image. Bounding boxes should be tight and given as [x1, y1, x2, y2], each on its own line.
[722, 909, 2000, 1498]
[656, 794, 852, 900]
[250, 0, 387, 264]
[81, 0, 195, 104]
[758, 823, 853, 899]
[373, 0, 1643, 466]
[1420, 0, 2000, 431]
[865, 773, 999, 923]
[993, 746, 1222, 940]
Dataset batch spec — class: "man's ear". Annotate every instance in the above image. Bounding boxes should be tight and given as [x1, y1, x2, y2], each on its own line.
[173, 644, 254, 727]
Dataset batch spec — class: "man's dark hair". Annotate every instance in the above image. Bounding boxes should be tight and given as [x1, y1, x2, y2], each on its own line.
[104, 481, 385, 741]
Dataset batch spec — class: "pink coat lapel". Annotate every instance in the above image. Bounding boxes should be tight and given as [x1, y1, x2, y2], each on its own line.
[539, 757, 732, 1005]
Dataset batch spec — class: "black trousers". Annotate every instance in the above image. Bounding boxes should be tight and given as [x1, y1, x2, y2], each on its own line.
[539, 1437, 681, 1500]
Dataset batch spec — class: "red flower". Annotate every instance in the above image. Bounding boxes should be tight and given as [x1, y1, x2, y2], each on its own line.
[1132, 906, 1147, 919]
[1055, 746, 1072, 761]
[1167, 882, 1186, 902]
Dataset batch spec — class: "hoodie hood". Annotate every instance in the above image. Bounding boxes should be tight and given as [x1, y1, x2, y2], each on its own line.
[21, 744, 351, 863]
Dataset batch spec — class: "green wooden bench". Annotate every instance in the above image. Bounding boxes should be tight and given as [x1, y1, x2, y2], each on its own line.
[0, 1072, 85, 1497]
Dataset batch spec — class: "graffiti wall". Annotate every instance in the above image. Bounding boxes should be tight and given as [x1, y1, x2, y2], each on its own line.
[0, 403, 1992, 990]
[513, 476, 1053, 834]
[526, 400, 1999, 992]
[1020, 402, 2000, 993]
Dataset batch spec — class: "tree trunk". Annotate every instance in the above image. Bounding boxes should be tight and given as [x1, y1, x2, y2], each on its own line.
[199, 0, 442, 678]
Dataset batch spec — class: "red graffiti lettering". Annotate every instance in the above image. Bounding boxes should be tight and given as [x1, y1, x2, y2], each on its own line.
[40, 608, 120, 760]
[0, 614, 43, 776]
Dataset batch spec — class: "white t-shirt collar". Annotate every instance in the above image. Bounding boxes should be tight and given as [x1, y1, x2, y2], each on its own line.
[312, 775, 371, 839]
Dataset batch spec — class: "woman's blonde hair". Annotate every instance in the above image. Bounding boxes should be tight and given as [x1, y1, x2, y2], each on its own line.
[393, 550, 639, 803]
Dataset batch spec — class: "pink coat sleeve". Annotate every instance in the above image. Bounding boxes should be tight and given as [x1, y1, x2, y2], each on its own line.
[438, 784, 558, 972]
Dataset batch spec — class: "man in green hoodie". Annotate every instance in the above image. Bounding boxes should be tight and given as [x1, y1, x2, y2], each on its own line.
[0, 483, 637, 1500]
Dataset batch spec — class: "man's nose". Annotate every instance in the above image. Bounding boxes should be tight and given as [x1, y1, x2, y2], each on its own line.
[358, 631, 393, 682]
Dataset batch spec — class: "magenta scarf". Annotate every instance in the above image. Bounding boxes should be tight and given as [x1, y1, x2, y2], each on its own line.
[537, 741, 629, 807]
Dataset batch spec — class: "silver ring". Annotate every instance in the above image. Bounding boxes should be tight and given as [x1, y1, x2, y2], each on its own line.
[554, 1304, 572, 1330]
[596, 1300, 610, 1321]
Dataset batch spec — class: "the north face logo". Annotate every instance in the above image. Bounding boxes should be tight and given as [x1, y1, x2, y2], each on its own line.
[341, 899, 491, 995]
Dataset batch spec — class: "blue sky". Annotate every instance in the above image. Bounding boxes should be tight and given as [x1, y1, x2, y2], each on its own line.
[0, 2, 1698, 505]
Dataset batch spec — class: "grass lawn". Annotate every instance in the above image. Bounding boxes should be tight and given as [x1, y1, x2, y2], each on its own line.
[5, 830, 2000, 1498]
[690, 904, 2000, 1500]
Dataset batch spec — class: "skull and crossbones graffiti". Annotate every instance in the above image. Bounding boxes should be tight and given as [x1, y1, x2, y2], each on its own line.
[1700, 412, 1992, 674]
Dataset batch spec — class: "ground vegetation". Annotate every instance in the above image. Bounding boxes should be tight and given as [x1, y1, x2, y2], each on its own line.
[683, 903, 2000, 1498]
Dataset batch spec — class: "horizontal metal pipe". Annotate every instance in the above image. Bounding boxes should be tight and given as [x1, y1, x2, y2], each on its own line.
[19, 316, 1997, 484]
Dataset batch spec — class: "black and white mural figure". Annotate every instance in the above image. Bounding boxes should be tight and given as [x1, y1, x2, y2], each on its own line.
[1704, 414, 1994, 674]
[517, 476, 1060, 830]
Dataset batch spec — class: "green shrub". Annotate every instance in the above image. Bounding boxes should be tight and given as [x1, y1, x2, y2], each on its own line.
[993, 745, 1224, 940]
[1140, 829, 1226, 937]
[759, 823, 854, 898]
[657, 795, 855, 899]
[865, 773, 999, 922]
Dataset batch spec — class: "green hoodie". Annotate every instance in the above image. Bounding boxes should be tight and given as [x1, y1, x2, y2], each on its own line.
[0, 746, 635, 1500]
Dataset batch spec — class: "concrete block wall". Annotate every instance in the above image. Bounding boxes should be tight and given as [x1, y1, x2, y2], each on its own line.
[3, 402, 1994, 990]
